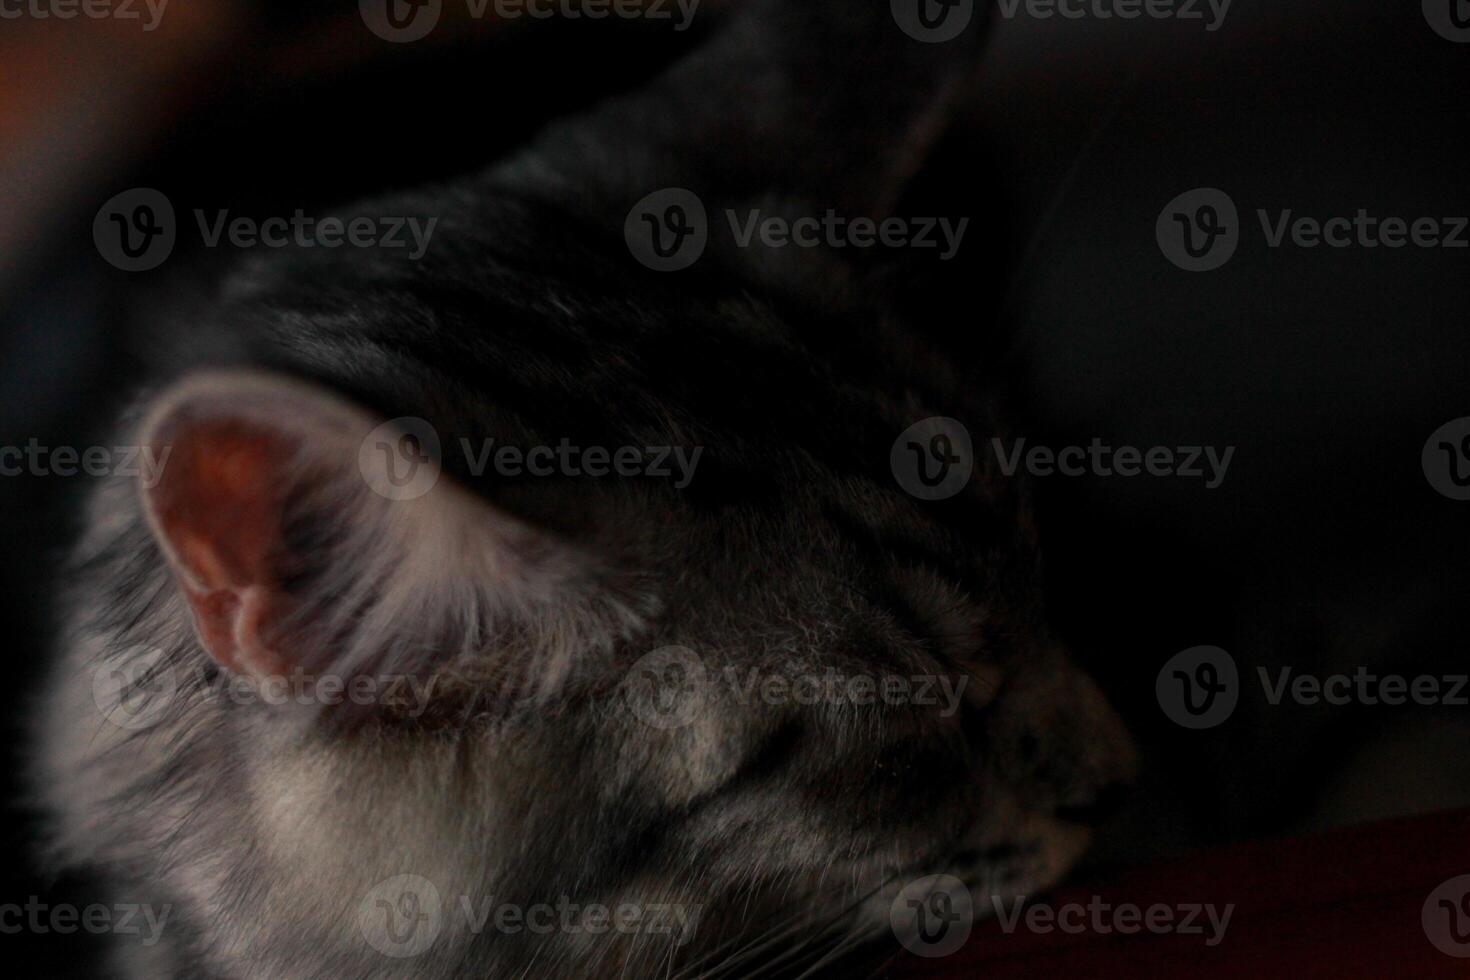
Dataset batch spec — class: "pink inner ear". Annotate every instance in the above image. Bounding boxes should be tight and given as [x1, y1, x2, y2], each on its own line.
[145, 418, 301, 677]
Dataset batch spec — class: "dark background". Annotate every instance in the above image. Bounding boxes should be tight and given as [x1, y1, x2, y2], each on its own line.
[2, 0, 1468, 974]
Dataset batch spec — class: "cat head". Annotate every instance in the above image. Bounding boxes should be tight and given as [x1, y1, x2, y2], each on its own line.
[32, 1, 1137, 973]
[48, 364, 1134, 978]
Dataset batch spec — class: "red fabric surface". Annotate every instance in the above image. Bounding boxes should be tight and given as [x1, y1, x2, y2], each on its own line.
[887, 810, 1470, 979]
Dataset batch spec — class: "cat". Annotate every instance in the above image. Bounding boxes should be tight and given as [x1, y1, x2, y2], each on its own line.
[31, 2, 1136, 977]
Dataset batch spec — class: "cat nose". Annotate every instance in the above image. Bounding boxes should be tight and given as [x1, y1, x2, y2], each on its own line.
[1054, 780, 1132, 828]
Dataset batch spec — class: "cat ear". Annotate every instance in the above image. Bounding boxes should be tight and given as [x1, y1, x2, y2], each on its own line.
[538, 1, 985, 226]
[135, 370, 586, 691]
